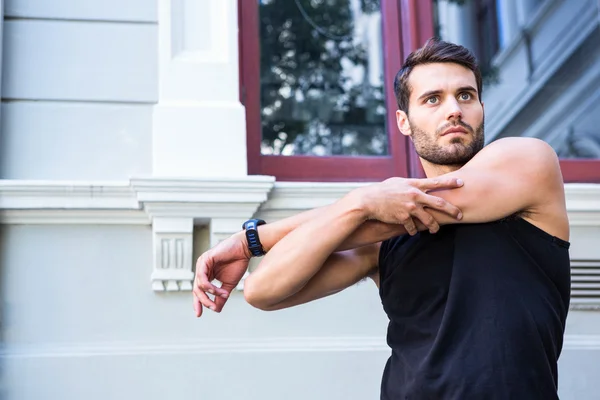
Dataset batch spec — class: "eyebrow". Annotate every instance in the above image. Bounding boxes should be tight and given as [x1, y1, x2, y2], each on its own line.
[417, 86, 478, 101]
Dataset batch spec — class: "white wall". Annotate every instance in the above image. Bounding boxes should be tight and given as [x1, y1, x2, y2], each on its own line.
[0, 0, 599, 399]
[0, 224, 389, 400]
[0, 1, 157, 180]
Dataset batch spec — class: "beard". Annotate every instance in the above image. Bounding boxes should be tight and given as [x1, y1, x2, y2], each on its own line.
[410, 119, 485, 166]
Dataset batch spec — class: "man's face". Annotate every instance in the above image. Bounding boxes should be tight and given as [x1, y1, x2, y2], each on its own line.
[396, 62, 485, 166]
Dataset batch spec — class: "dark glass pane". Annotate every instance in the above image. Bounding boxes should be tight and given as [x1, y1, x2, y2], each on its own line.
[258, 0, 388, 156]
[433, 0, 600, 161]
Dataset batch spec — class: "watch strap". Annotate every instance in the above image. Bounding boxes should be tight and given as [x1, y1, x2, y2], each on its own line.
[242, 219, 266, 257]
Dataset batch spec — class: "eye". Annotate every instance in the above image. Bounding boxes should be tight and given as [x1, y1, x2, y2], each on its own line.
[459, 92, 472, 101]
[426, 96, 439, 104]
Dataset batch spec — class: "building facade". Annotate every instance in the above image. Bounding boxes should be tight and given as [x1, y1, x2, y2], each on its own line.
[0, 0, 599, 399]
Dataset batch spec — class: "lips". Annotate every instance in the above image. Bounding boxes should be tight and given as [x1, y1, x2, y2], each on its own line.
[441, 127, 468, 136]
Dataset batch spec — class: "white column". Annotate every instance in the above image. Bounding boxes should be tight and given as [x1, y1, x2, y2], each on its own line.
[496, 0, 520, 48]
[152, 0, 247, 177]
[436, 0, 478, 53]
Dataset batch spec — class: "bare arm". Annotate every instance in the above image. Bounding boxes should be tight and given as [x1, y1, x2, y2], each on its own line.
[422, 137, 569, 240]
[256, 177, 463, 254]
[244, 137, 569, 311]
[193, 176, 462, 316]
[255, 243, 380, 311]
[244, 193, 372, 310]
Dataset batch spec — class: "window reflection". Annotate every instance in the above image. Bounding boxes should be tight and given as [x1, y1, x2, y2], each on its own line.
[258, 0, 388, 156]
[434, 0, 600, 159]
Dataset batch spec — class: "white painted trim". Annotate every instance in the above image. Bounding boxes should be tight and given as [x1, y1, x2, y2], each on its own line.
[0, 180, 597, 225]
[563, 334, 600, 350]
[2, 334, 597, 359]
[565, 184, 600, 226]
[0, 209, 149, 225]
[0, 177, 275, 292]
[258, 182, 367, 213]
[0, 336, 389, 359]
[0, 180, 139, 210]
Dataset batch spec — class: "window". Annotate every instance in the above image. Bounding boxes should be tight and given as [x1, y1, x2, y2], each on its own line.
[434, 0, 600, 183]
[239, 0, 434, 181]
[242, 0, 600, 183]
[475, 0, 500, 70]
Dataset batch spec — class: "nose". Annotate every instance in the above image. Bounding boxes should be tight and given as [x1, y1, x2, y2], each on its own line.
[445, 99, 462, 121]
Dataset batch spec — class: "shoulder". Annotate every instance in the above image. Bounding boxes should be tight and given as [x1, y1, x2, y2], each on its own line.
[479, 137, 558, 164]
[479, 138, 568, 236]
[479, 137, 559, 168]
[471, 137, 562, 185]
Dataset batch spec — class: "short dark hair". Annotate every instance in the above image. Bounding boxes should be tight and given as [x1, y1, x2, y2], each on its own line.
[393, 38, 482, 113]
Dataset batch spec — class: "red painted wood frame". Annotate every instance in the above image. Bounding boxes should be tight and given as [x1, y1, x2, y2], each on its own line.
[239, 0, 433, 182]
[239, 0, 600, 183]
[560, 160, 600, 183]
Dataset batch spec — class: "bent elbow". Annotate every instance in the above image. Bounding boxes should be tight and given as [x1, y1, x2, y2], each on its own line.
[243, 276, 278, 311]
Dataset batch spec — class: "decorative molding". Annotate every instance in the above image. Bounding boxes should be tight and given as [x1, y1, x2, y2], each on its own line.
[131, 176, 274, 217]
[0, 177, 275, 292]
[565, 184, 600, 226]
[132, 177, 275, 291]
[256, 182, 368, 220]
[151, 217, 194, 291]
[0, 180, 138, 210]
[0, 179, 598, 292]
[0, 209, 149, 225]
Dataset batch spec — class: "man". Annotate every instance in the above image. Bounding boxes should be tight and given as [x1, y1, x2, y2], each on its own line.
[193, 39, 571, 399]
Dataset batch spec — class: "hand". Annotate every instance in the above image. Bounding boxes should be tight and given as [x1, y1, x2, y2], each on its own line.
[193, 231, 251, 317]
[358, 177, 464, 235]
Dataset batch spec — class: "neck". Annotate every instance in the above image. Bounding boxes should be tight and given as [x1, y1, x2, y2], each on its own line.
[420, 158, 463, 178]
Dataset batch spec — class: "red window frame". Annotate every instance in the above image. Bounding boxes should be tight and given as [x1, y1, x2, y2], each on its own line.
[239, 0, 433, 182]
[239, 0, 600, 183]
[560, 160, 600, 183]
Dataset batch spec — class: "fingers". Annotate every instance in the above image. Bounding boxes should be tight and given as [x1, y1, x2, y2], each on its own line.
[194, 285, 217, 311]
[193, 255, 229, 317]
[413, 177, 464, 192]
[193, 293, 204, 317]
[411, 207, 440, 233]
[214, 282, 236, 313]
[193, 283, 230, 316]
[418, 192, 462, 220]
[195, 256, 228, 298]
[402, 216, 418, 236]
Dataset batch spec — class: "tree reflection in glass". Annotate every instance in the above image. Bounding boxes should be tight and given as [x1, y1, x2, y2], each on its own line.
[259, 0, 388, 156]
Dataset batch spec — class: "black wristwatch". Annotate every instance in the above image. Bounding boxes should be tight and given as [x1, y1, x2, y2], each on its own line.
[242, 219, 266, 257]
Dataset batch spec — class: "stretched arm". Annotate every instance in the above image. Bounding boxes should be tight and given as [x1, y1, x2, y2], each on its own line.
[244, 137, 569, 311]
[193, 177, 463, 315]
[252, 243, 381, 311]
[422, 137, 569, 240]
[244, 192, 376, 310]
[256, 176, 463, 254]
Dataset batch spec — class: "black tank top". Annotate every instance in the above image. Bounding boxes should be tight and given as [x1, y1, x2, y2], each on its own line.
[378, 216, 571, 399]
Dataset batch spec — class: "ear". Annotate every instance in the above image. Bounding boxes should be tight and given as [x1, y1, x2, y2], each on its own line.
[396, 110, 412, 137]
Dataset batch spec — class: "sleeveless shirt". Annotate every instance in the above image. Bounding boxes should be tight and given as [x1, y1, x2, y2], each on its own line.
[378, 216, 571, 399]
